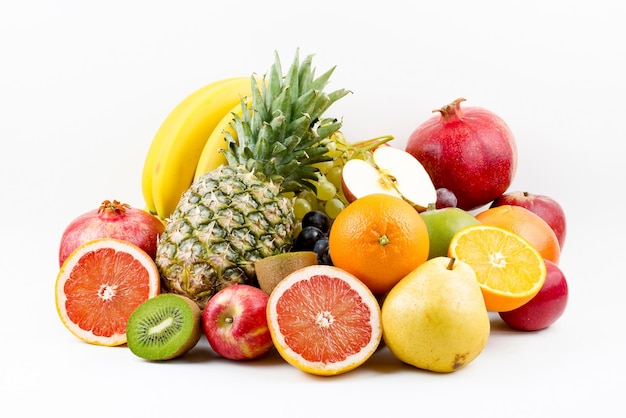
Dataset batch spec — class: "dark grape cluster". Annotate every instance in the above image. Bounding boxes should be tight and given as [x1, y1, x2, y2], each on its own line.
[291, 211, 333, 265]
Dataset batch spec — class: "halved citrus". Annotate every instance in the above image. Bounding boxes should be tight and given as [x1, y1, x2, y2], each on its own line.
[475, 205, 560, 264]
[448, 224, 546, 312]
[55, 238, 161, 346]
[267, 265, 382, 376]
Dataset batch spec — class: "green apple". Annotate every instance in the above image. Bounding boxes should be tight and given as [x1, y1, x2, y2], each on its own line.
[420, 204, 480, 259]
[381, 257, 490, 373]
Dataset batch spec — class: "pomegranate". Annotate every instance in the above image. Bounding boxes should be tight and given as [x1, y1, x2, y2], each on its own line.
[59, 200, 165, 266]
[405, 98, 518, 211]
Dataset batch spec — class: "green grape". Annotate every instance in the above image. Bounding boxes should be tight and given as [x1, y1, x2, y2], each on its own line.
[292, 134, 394, 224]
[336, 188, 349, 205]
[331, 155, 346, 169]
[326, 166, 343, 189]
[326, 149, 343, 160]
[316, 178, 337, 201]
[325, 138, 338, 153]
[293, 197, 313, 220]
[325, 197, 345, 219]
[298, 189, 318, 208]
[331, 131, 349, 147]
[312, 160, 335, 174]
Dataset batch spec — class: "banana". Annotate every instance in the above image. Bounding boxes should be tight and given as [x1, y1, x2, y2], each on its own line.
[149, 76, 255, 220]
[141, 77, 245, 214]
[192, 102, 243, 182]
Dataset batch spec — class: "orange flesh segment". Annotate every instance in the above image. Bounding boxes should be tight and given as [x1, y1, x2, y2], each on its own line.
[452, 227, 544, 295]
[275, 274, 373, 364]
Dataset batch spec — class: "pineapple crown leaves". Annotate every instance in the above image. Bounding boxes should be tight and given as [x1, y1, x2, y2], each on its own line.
[223, 50, 351, 193]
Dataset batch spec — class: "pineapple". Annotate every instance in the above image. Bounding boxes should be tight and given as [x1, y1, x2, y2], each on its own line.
[155, 51, 350, 308]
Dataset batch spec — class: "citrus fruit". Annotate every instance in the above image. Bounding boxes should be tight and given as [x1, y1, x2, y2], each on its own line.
[266, 264, 382, 376]
[448, 224, 547, 312]
[475, 204, 560, 264]
[55, 238, 161, 346]
[328, 193, 430, 295]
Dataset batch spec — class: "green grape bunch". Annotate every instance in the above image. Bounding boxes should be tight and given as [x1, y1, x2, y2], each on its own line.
[292, 132, 394, 221]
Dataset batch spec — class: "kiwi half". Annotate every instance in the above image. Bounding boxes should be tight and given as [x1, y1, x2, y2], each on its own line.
[126, 293, 202, 361]
[254, 251, 318, 295]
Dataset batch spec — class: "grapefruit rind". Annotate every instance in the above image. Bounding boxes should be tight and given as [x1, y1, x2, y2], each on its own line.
[266, 265, 382, 376]
[55, 238, 161, 346]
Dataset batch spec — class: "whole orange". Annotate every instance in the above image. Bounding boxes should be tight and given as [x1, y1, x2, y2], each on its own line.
[329, 193, 430, 295]
[475, 204, 560, 264]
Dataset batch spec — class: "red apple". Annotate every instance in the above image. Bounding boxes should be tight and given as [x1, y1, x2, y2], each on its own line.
[490, 191, 567, 249]
[341, 145, 437, 211]
[201, 284, 273, 360]
[405, 98, 518, 211]
[499, 260, 568, 331]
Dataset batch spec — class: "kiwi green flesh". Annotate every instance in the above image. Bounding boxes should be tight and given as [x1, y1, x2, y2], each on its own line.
[126, 293, 201, 361]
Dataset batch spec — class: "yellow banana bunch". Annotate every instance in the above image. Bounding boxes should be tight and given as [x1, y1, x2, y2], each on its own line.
[141, 77, 253, 219]
[193, 102, 244, 182]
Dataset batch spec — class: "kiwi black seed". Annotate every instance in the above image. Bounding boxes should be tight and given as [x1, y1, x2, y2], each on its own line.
[126, 293, 202, 361]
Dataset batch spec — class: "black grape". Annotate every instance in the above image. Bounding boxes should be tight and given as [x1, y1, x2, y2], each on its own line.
[292, 226, 325, 251]
[301, 210, 331, 234]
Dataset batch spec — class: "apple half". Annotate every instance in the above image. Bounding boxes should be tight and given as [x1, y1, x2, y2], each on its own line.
[341, 146, 437, 211]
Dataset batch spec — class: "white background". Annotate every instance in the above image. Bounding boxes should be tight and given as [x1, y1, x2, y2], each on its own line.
[1, 1, 623, 416]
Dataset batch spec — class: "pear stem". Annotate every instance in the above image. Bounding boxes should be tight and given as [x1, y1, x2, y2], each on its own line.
[447, 257, 456, 270]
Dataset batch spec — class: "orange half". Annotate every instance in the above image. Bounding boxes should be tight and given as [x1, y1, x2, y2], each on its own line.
[448, 225, 546, 312]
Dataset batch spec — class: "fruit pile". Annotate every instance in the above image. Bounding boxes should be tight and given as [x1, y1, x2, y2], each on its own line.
[54, 50, 569, 376]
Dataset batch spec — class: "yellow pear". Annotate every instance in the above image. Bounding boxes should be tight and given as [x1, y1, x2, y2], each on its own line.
[381, 256, 490, 373]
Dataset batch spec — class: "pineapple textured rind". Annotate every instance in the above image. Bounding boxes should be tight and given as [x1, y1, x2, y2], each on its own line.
[156, 165, 296, 309]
